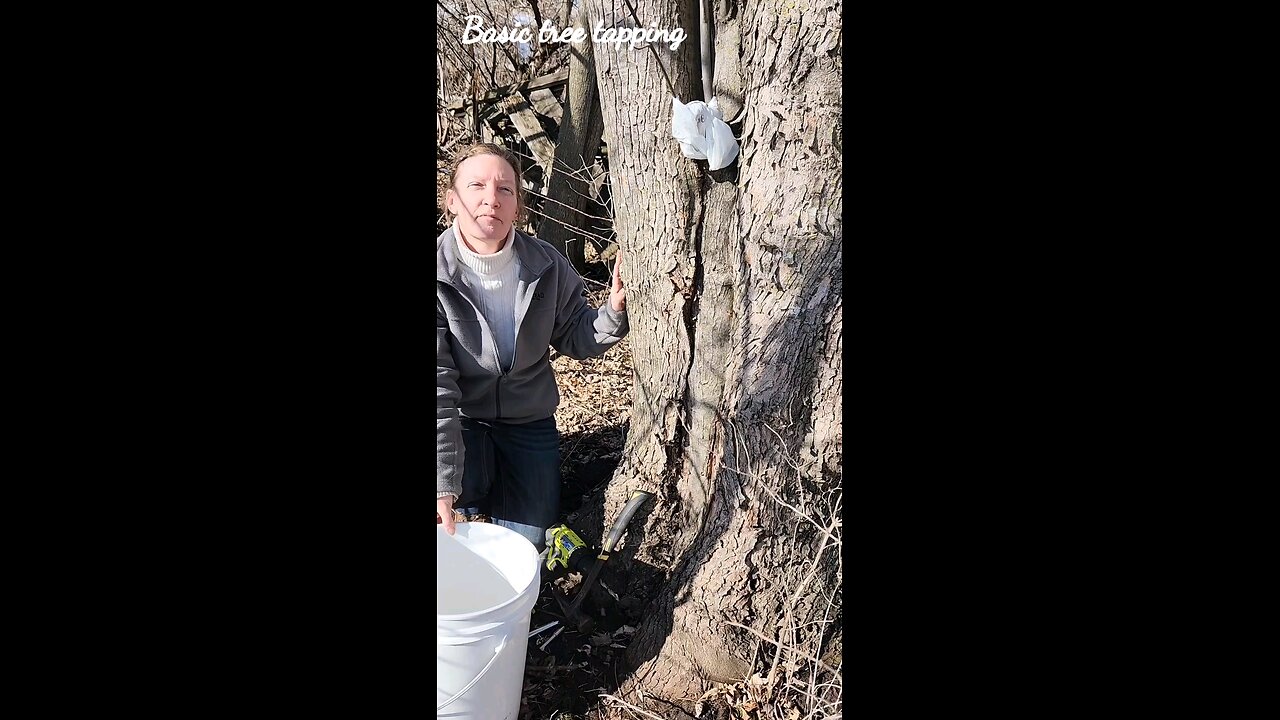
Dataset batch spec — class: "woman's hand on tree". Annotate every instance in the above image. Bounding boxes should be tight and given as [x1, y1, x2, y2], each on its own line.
[610, 249, 626, 312]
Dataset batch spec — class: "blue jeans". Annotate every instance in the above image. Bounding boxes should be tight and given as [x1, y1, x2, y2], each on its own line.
[456, 416, 560, 551]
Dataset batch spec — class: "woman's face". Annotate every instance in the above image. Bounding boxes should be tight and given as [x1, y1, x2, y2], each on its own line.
[447, 153, 519, 246]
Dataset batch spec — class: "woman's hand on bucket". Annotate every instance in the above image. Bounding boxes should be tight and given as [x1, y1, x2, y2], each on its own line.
[438, 495, 456, 535]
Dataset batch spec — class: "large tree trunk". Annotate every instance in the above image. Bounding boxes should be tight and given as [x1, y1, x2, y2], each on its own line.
[580, 0, 842, 715]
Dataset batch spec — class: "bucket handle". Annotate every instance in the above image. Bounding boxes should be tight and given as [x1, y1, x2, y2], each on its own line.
[436, 632, 509, 712]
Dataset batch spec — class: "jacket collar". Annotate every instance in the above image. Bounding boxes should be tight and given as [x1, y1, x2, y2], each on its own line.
[437, 225, 554, 284]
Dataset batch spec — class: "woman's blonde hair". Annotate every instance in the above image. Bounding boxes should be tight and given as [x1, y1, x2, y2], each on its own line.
[441, 142, 527, 226]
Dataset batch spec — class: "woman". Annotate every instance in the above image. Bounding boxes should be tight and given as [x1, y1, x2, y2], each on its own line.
[437, 143, 628, 551]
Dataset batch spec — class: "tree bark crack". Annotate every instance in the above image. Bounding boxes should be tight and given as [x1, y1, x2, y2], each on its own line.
[677, 170, 709, 515]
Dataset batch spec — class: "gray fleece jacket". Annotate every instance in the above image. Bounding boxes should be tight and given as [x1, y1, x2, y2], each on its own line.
[437, 226, 629, 499]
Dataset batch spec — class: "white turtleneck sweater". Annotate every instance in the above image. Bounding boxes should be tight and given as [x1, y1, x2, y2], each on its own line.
[453, 220, 521, 372]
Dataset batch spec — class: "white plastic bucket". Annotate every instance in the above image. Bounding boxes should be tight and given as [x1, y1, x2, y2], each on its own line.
[437, 523, 539, 720]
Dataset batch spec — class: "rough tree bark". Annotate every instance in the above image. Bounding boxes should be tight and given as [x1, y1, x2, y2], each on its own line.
[579, 0, 842, 715]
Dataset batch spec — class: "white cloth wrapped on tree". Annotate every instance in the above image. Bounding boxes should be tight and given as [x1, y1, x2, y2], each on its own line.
[671, 96, 740, 171]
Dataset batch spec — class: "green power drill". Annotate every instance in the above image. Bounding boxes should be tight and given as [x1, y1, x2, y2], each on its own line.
[544, 490, 654, 575]
[544, 524, 594, 573]
[541, 491, 654, 636]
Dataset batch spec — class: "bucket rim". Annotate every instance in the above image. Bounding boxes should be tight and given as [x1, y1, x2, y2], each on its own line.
[437, 523, 540, 622]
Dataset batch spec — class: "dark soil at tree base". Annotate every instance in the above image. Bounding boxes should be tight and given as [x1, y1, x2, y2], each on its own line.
[508, 413, 639, 720]
[527, 278, 647, 719]
[459, 443, 639, 720]
[520, 525, 642, 720]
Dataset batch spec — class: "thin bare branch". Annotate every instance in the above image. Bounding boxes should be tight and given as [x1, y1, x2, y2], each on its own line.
[723, 624, 838, 677]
